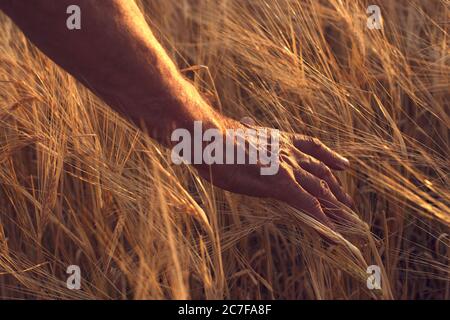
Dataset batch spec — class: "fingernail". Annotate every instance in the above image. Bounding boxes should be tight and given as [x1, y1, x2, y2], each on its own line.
[342, 157, 350, 167]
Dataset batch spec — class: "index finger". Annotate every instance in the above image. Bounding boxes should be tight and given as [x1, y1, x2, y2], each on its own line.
[293, 135, 350, 170]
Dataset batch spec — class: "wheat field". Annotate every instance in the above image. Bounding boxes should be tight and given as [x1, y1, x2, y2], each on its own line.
[0, 0, 448, 299]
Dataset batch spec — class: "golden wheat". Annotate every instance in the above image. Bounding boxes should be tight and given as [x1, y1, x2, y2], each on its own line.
[0, 0, 448, 299]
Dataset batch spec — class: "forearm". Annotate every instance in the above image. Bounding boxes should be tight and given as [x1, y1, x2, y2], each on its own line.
[0, 0, 223, 145]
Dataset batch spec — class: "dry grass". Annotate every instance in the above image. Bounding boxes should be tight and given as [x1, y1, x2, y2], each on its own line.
[0, 0, 448, 299]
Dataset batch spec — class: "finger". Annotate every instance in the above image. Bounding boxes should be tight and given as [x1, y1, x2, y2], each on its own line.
[295, 152, 354, 208]
[282, 179, 342, 244]
[293, 135, 349, 170]
[278, 177, 335, 230]
[293, 168, 348, 221]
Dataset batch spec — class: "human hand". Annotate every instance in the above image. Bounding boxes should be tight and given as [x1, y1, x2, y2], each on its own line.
[192, 117, 354, 231]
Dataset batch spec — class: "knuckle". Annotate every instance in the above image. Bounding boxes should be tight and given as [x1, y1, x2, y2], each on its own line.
[301, 157, 312, 167]
[279, 151, 295, 166]
[284, 134, 295, 146]
[310, 137, 323, 149]
[322, 166, 333, 178]
[294, 134, 307, 143]
[310, 198, 322, 211]
[319, 180, 331, 196]
[279, 148, 290, 158]
[315, 162, 329, 176]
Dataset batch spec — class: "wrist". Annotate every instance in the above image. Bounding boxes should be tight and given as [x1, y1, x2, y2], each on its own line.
[136, 75, 230, 147]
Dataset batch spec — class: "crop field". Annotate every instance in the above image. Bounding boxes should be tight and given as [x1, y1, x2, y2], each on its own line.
[0, 0, 448, 299]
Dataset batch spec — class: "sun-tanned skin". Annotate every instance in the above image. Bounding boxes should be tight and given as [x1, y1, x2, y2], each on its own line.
[0, 0, 354, 231]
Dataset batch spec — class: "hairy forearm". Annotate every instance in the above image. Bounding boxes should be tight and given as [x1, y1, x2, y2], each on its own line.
[0, 0, 223, 145]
